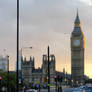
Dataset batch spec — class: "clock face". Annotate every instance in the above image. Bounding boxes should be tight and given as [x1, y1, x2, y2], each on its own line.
[73, 40, 80, 46]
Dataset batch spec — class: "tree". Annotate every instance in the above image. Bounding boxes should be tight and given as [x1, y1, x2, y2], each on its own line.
[0, 71, 16, 92]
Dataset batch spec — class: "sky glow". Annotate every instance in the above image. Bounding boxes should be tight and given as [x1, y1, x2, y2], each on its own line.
[79, 0, 92, 6]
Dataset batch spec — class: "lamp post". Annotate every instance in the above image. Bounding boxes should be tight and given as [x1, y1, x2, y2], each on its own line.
[16, 0, 19, 92]
[7, 55, 9, 92]
[21, 47, 32, 54]
[21, 47, 33, 58]
[47, 46, 50, 92]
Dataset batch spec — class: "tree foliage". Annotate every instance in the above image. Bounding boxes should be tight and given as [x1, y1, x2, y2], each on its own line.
[0, 71, 16, 88]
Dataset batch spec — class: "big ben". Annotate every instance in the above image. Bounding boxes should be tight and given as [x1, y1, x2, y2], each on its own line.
[71, 11, 85, 84]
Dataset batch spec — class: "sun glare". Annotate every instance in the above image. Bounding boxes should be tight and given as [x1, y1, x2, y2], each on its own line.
[80, 0, 92, 6]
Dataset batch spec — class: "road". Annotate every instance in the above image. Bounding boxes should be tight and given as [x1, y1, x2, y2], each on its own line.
[40, 88, 74, 92]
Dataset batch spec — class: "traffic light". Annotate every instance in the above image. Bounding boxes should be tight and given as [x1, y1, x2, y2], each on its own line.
[60, 76, 63, 82]
[54, 75, 63, 83]
[0, 76, 2, 85]
[57, 75, 63, 82]
[57, 75, 60, 82]
[54, 75, 57, 82]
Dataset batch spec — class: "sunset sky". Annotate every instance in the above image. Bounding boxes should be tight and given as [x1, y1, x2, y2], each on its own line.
[0, 0, 92, 78]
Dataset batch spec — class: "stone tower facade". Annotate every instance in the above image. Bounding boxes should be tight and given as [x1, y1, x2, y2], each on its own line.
[42, 54, 56, 84]
[42, 55, 48, 83]
[49, 55, 56, 84]
[21, 57, 35, 83]
[21, 54, 56, 85]
[71, 12, 85, 84]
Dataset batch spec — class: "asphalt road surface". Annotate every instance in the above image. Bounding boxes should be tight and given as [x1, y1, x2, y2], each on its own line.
[40, 88, 73, 92]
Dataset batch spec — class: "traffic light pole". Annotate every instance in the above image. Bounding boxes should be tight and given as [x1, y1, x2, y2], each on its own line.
[0, 83, 2, 92]
[0, 80, 1, 91]
[58, 83, 60, 92]
[54, 75, 57, 92]
[48, 46, 50, 92]
[55, 80, 57, 92]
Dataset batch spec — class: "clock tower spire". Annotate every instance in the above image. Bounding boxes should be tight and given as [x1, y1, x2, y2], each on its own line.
[72, 10, 84, 36]
[75, 10, 80, 26]
[71, 11, 85, 84]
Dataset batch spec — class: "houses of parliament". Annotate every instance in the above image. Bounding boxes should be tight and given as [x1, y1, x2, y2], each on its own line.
[21, 11, 85, 85]
[21, 54, 56, 85]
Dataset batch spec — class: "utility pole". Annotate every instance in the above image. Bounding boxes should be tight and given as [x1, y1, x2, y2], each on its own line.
[17, 0, 19, 92]
[48, 46, 50, 92]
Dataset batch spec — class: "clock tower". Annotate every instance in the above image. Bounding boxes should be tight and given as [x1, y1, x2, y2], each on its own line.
[71, 11, 85, 84]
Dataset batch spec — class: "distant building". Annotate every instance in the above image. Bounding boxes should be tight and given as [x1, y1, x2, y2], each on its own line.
[71, 11, 85, 84]
[0, 56, 8, 71]
[21, 54, 56, 85]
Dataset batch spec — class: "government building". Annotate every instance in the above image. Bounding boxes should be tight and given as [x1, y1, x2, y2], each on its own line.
[21, 12, 85, 86]
[21, 53, 56, 85]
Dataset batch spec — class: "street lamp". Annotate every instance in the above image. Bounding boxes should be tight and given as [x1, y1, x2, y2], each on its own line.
[47, 46, 50, 92]
[16, 0, 19, 92]
[21, 47, 33, 58]
[16, 0, 32, 91]
[21, 47, 33, 52]
[7, 55, 9, 92]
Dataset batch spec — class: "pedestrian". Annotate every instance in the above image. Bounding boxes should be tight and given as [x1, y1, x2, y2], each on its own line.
[60, 86, 62, 92]
[38, 85, 40, 92]
[58, 86, 59, 92]
[24, 86, 26, 92]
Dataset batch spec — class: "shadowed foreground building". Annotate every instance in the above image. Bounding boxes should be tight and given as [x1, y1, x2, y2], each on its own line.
[71, 12, 85, 84]
[21, 54, 56, 85]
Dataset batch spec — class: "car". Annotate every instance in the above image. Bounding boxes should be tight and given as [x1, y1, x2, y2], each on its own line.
[79, 86, 85, 89]
[85, 84, 92, 92]
[42, 84, 48, 89]
[79, 86, 86, 91]
[73, 88, 85, 92]
[85, 87, 92, 92]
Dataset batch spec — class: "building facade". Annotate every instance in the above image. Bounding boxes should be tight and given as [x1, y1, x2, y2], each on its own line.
[71, 12, 85, 84]
[21, 54, 56, 85]
[0, 55, 8, 71]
